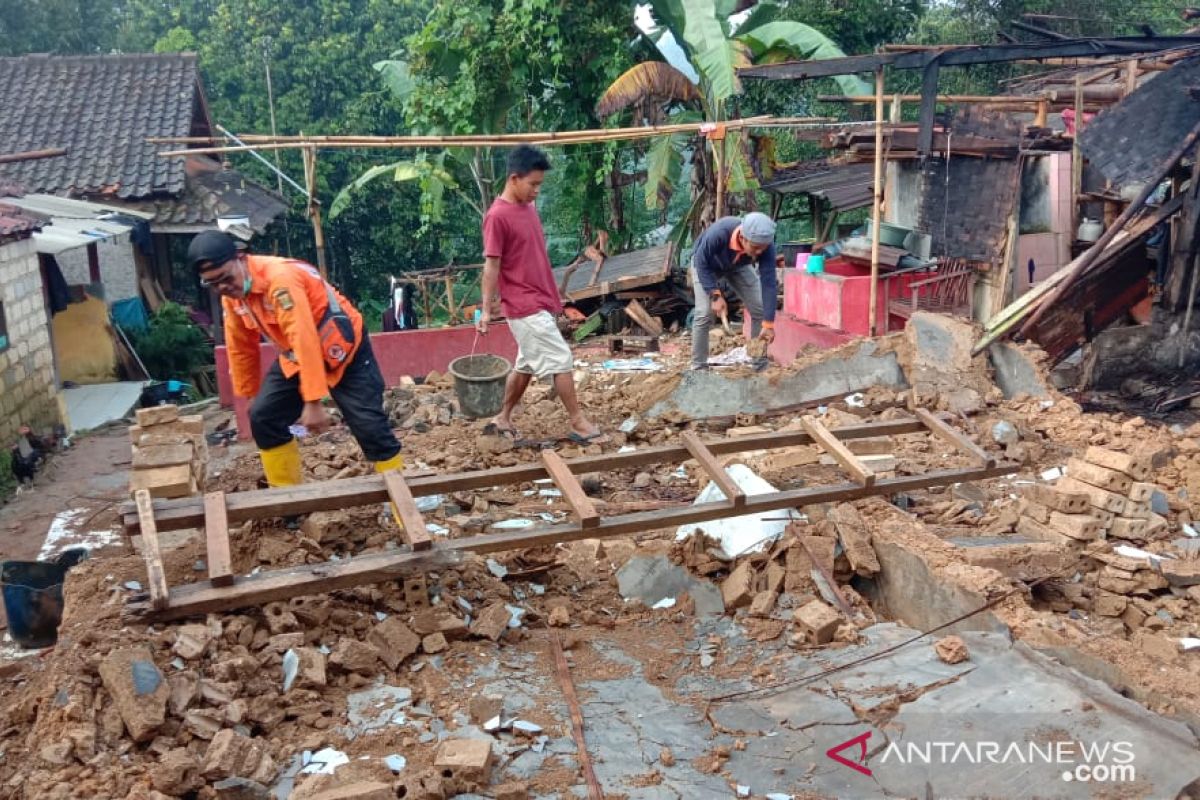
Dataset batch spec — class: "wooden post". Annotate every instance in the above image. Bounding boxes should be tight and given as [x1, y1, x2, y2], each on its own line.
[1034, 99, 1048, 128]
[680, 431, 745, 507]
[916, 56, 941, 158]
[869, 67, 885, 337]
[712, 132, 725, 220]
[1123, 60, 1139, 97]
[134, 490, 170, 610]
[302, 145, 329, 281]
[381, 470, 433, 550]
[203, 491, 235, 587]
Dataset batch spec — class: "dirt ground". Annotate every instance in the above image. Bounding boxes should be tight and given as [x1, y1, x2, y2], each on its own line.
[0, 319, 1198, 799]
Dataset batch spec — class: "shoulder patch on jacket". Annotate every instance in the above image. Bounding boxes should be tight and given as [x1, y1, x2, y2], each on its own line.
[272, 287, 295, 310]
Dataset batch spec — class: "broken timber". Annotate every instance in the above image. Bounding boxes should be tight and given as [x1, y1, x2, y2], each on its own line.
[121, 417, 1018, 621]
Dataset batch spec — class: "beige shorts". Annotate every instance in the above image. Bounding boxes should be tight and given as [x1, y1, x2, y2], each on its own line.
[510, 310, 573, 377]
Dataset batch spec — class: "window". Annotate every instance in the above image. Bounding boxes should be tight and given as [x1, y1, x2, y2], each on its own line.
[0, 300, 7, 352]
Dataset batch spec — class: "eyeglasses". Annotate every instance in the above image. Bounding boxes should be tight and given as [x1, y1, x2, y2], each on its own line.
[199, 265, 239, 289]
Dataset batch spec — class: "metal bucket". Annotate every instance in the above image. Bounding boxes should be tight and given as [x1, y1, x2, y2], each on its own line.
[447, 354, 512, 419]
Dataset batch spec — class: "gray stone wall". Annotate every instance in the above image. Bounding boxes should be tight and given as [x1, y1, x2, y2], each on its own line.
[0, 237, 60, 441]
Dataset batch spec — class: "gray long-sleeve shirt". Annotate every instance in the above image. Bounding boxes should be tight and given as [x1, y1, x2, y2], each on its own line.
[692, 216, 777, 323]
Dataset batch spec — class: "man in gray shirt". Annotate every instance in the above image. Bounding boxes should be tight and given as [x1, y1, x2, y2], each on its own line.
[690, 212, 778, 370]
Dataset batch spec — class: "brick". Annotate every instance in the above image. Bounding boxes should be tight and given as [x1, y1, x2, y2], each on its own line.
[1097, 574, 1138, 594]
[1016, 516, 1082, 548]
[1109, 517, 1148, 540]
[1128, 482, 1157, 503]
[1020, 484, 1088, 514]
[129, 463, 193, 499]
[136, 405, 180, 426]
[829, 504, 879, 577]
[727, 425, 771, 438]
[403, 576, 430, 608]
[1056, 477, 1127, 514]
[422, 632, 448, 654]
[756, 447, 820, 472]
[1143, 512, 1169, 538]
[721, 561, 756, 610]
[762, 562, 786, 594]
[1092, 592, 1127, 617]
[1066, 458, 1132, 494]
[799, 536, 837, 575]
[1120, 603, 1147, 630]
[748, 591, 777, 617]
[845, 437, 895, 455]
[470, 603, 510, 642]
[434, 738, 494, 784]
[1159, 559, 1200, 587]
[328, 638, 381, 675]
[412, 608, 468, 639]
[1123, 499, 1150, 519]
[305, 782, 394, 800]
[1047, 511, 1103, 541]
[133, 442, 194, 469]
[98, 647, 168, 743]
[793, 600, 842, 645]
[289, 647, 326, 690]
[1018, 497, 1052, 524]
[1083, 446, 1152, 480]
[367, 618, 421, 670]
[959, 542, 1074, 580]
[202, 729, 276, 784]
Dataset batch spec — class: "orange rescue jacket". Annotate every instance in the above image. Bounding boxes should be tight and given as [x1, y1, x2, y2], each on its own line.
[223, 255, 364, 402]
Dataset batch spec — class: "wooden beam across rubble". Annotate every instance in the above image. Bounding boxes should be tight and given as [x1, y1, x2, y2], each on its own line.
[122, 417, 1019, 621]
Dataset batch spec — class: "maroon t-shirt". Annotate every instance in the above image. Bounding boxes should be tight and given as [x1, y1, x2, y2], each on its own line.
[482, 197, 562, 319]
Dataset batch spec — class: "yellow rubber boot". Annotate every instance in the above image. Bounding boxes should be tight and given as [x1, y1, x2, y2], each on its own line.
[259, 439, 303, 488]
[374, 452, 406, 530]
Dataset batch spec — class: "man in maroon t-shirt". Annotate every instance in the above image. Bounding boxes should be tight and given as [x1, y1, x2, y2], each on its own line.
[476, 145, 607, 443]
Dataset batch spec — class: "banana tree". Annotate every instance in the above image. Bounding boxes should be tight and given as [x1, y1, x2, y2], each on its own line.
[598, 0, 869, 236]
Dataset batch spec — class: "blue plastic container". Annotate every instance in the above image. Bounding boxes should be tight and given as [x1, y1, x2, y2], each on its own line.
[805, 254, 826, 274]
[1, 548, 88, 648]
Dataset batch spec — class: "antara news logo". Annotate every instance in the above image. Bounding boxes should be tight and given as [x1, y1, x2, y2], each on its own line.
[826, 731, 1137, 784]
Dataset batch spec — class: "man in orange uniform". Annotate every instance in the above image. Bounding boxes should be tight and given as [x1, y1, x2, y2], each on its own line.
[187, 231, 403, 494]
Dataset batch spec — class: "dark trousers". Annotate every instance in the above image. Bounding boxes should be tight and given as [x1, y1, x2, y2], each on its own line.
[249, 338, 401, 462]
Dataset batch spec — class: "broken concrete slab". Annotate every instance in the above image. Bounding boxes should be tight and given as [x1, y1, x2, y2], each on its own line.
[647, 340, 906, 419]
[342, 685, 412, 739]
[615, 554, 723, 616]
[988, 342, 1049, 399]
[98, 647, 169, 743]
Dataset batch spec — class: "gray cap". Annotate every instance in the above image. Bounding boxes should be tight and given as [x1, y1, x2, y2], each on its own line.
[741, 212, 776, 244]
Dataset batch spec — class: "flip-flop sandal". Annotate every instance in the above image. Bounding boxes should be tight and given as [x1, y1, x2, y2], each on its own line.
[482, 422, 519, 438]
[566, 431, 610, 445]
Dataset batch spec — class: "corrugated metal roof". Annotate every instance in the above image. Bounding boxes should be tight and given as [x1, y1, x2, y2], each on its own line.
[1, 192, 140, 253]
[760, 160, 873, 211]
[553, 245, 673, 301]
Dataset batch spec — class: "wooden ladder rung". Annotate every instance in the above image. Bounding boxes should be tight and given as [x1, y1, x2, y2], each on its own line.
[203, 491, 234, 587]
[680, 431, 745, 507]
[382, 470, 433, 551]
[541, 450, 600, 529]
[133, 489, 170, 610]
[801, 416, 876, 486]
[915, 408, 996, 467]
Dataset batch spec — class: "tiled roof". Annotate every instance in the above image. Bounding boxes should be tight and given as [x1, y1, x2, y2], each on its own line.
[0, 53, 204, 199]
[124, 157, 289, 231]
[760, 159, 873, 211]
[1079, 55, 1200, 186]
[0, 202, 41, 239]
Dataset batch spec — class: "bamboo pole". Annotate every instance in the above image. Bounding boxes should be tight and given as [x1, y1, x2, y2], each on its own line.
[301, 145, 328, 280]
[868, 67, 885, 338]
[1019, 119, 1200, 339]
[0, 147, 67, 164]
[820, 94, 1045, 104]
[1071, 75, 1084, 240]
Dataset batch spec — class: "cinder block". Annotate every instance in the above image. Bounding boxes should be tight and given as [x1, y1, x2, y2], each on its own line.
[1083, 446, 1151, 481]
[1056, 477, 1126, 514]
[130, 464, 194, 499]
[434, 738, 493, 784]
[1109, 517, 1147, 540]
[1066, 458, 1131, 494]
[793, 600, 842, 645]
[721, 562, 756, 610]
[1021, 484, 1088, 514]
[1047, 511, 1103, 541]
[136, 405, 180, 427]
[1127, 482, 1157, 503]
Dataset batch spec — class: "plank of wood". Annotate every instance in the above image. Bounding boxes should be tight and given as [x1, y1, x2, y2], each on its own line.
[552, 633, 604, 800]
[122, 419, 934, 533]
[128, 463, 1018, 621]
[381, 470, 433, 550]
[801, 416, 875, 486]
[680, 431, 745, 507]
[622, 298, 663, 337]
[203, 491, 234, 587]
[541, 450, 600, 529]
[914, 408, 996, 467]
[133, 489, 170, 610]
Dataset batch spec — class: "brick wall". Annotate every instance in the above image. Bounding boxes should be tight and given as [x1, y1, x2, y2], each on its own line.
[0, 236, 60, 441]
[916, 109, 1022, 265]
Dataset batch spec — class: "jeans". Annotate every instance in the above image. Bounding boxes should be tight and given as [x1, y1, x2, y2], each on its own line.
[690, 264, 765, 369]
[249, 337, 401, 462]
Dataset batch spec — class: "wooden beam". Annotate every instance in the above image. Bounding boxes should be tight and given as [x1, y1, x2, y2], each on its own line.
[541, 450, 600, 529]
[127, 462, 1019, 621]
[914, 408, 996, 467]
[382, 470, 433, 550]
[801, 416, 875, 486]
[134, 489, 170, 610]
[680, 431, 745, 507]
[122, 419, 936, 533]
[203, 491, 234, 587]
[622, 299, 663, 337]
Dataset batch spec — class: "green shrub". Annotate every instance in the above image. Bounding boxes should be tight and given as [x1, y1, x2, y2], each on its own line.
[131, 302, 213, 382]
[0, 448, 16, 501]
